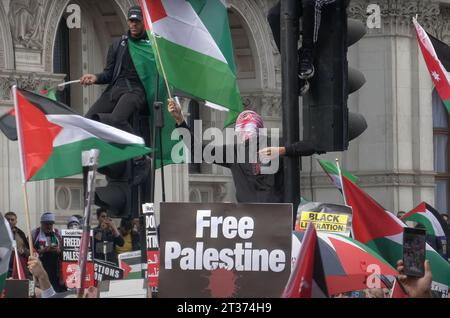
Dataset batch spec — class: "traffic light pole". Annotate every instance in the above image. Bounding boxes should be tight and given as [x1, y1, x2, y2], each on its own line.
[281, 0, 301, 227]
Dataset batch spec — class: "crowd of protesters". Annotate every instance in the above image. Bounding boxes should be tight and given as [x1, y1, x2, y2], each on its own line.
[3, 207, 449, 298]
[4, 208, 141, 296]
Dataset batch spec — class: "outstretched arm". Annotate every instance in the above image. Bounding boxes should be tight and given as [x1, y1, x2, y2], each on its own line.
[259, 140, 317, 159]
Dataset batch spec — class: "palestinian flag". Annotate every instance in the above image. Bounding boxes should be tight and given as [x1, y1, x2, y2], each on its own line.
[402, 202, 450, 238]
[0, 213, 13, 294]
[118, 251, 144, 280]
[13, 87, 150, 182]
[342, 176, 450, 297]
[317, 159, 359, 189]
[282, 223, 328, 298]
[413, 18, 450, 114]
[140, 0, 243, 127]
[0, 87, 56, 141]
[292, 231, 398, 295]
[0, 108, 17, 141]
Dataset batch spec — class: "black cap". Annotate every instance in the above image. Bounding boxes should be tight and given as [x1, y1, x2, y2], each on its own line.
[128, 5, 143, 21]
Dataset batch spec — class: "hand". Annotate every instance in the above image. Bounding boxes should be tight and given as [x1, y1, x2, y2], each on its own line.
[396, 259, 433, 298]
[259, 147, 285, 160]
[27, 256, 47, 280]
[80, 74, 97, 86]
[168, 98, 184, 125]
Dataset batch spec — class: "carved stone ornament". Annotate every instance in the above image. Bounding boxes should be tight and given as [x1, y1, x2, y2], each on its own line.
[8, 0, 47, 50]
[349, 0, 449, 43]
[0, 70, 66, 100]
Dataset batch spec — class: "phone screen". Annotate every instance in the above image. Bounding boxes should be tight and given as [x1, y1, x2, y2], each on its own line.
[403, 227, 426, 277]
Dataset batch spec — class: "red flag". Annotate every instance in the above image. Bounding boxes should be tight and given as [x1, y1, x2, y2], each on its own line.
[12, 252, 26, 280]
[390, 279, 409, 298]
[282, 223, 328, 298]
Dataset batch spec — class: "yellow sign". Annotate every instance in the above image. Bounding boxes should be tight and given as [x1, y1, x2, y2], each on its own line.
[298, 211, 350, 233]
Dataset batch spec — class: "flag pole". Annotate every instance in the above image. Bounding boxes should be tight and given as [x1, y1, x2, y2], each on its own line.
[78, 149, 100, 298]
[149, 32, 172, 100]
[335, 158, 348, 206]
[141, 0, 172, 100]
[12, 85, 35, 256]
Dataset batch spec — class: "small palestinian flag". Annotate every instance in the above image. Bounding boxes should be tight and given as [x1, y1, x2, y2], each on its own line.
[12, 87, 150, 182]
[402, 202, 450, 238]
[317, 159, 359, 190]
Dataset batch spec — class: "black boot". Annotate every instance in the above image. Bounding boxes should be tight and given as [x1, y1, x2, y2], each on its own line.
[298, 47, 314, 79]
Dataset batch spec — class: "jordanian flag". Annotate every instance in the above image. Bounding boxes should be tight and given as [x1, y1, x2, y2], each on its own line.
[140, 0, 243, 126]
[318, 159, 359, 189]
[413, 18, 450, 114]
[0, 213, 13, 294]
[0, 87, 57, 141]
[13, 88, 150, 182]
[342, 177, 450, 296]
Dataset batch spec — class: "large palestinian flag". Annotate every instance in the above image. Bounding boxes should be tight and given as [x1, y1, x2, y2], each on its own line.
[342, 176, 450, 297]
[292, 231, 398, 295]
[13, 87, 150, 182]
[140, 0, 243, 126]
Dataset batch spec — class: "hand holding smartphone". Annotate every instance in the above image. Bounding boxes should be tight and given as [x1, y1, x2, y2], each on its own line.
[402, 227, 426, 277]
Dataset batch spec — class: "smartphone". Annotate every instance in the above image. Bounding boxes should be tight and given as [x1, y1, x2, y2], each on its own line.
[402, 227, 426, 277]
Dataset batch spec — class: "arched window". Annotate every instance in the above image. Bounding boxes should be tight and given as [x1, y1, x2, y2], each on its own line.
[53, 17, 71, 105]
[432, 89, 450, 213]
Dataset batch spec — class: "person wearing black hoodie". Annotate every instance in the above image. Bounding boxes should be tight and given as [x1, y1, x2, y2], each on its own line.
[168, 100, 318, 204]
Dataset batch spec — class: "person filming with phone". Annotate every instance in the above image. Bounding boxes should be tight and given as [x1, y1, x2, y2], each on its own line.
[93, 208, 124, 265]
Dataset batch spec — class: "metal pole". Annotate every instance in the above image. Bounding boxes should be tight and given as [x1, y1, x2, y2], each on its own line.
[78, 149, 99, 298]
[281, 0, 300, 227]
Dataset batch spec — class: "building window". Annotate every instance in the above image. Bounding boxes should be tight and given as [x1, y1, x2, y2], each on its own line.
[432, 89, 450, 213]
[188, 99, 201, 173]
[53, 17, 71, 105]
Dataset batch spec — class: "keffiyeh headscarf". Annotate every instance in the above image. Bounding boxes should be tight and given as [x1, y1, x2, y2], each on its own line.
[235, 110, 264, 141]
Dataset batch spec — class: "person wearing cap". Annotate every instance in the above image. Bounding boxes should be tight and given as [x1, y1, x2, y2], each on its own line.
[80, 5, 148, 134]
[67, 215, 82, 230]
[31, 212, 65, 292]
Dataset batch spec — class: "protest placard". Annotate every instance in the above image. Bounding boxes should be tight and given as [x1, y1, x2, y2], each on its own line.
[93, 259, 124, 282]
[118, 250, 144, 280]
[158, 203, 292, 298]
[143, 203, 159, 290]
[61, 229, 94, 289]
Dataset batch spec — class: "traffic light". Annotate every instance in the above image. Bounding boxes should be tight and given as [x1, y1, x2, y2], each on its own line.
[95, 159, 143, 218]
[302, 1, 367, 152]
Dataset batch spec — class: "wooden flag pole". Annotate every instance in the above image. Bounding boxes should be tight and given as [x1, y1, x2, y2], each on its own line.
[150, 31, 172, 100]
[12, 85, 34, 256]
[140, 0, 172, 100]
[21, 183, 35, 256]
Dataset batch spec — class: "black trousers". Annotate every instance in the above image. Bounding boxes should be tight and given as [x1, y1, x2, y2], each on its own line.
[85, 83, 146, 134]
[267, 0, 333, 54]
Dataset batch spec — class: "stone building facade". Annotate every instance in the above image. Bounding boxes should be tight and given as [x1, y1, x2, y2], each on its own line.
[0, 0, 449, 230]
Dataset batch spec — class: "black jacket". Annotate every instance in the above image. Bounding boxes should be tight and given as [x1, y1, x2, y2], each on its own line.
[176, 121, 315, 203]
[95, 32, 148, 89]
